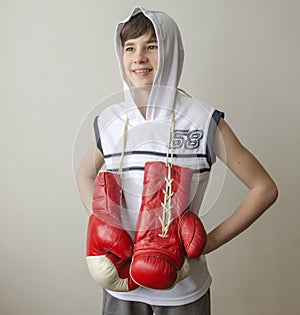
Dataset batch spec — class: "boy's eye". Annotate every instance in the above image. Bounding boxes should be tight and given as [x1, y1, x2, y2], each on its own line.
[147, 45, 158, 50]
[124, 43, 158, 52]
[125, 47, 134, 52]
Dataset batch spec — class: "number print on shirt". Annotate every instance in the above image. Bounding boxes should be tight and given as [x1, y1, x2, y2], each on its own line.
[171, 130, 204, 150]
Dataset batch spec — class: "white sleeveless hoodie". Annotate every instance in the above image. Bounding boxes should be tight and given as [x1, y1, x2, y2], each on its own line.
[94, 7, 224, 306]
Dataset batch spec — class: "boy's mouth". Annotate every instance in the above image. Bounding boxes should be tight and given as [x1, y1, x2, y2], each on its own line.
[132, 68, 153, 75]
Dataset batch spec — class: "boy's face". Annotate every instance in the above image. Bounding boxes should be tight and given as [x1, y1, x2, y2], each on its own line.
[122, 32, 158, 88]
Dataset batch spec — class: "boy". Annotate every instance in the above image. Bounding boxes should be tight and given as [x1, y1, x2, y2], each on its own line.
[77, 7, 278, 315]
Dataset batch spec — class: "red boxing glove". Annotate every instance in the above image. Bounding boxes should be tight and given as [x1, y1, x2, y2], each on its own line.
[86, 171, 138, 292]
[130, 161, 207, 290]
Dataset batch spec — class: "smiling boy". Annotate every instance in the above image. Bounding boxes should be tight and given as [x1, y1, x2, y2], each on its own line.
[122, 35, 158, 88]
[77, 7, 278, 315]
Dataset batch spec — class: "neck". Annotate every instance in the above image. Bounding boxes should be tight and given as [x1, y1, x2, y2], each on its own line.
[133, 86, 152, 118]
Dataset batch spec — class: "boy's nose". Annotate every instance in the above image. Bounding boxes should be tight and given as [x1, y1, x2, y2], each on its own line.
[134, 50, 148, 63]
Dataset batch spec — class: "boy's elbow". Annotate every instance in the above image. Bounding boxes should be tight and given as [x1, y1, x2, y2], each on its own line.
[271, 182, 279, 204]
[265, 179, 279, 208]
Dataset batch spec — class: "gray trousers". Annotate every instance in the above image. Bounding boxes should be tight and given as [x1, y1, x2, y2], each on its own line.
[101, 289, 211, 315]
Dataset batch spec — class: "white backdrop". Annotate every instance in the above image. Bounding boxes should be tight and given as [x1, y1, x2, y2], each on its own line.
[1, 0, 299, 314]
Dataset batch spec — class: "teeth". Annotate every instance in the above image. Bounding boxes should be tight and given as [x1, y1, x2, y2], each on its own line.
[134, 69, 150, 73]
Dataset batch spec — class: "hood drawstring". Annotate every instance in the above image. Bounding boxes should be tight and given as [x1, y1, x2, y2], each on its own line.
[119, 115, 129, 209]
[118, 98, 180, 238]
[159, 102, 176, 237]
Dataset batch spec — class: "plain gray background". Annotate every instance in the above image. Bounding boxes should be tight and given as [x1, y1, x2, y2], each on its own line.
[1, 0, 299, 314]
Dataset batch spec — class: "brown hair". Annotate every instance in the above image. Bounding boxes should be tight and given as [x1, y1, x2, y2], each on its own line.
[120, 12, 156, 47]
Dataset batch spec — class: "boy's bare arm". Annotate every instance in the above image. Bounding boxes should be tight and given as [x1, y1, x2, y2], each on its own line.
[203, 118, 278, 254]
[76, 132, 105, 214]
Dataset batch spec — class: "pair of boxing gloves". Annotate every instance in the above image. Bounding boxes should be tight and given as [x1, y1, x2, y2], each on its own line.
[86, 161, 207, 292]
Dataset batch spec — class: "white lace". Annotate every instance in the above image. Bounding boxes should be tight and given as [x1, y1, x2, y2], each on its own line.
[118, 89, 190, 237]
[119, 115, 129, 209]
[159, 100, 176, 237]
[158, 162, 174, 237]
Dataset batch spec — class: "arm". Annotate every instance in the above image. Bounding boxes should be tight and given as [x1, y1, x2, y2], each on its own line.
[76, 131, 105, 214]
[202, 118, 278, 254]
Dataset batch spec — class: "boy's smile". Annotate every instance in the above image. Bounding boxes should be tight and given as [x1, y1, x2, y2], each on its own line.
[123, 32, 158, 88]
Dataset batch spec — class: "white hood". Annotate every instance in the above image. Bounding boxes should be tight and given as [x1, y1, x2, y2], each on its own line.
[115, 7, 184, 120]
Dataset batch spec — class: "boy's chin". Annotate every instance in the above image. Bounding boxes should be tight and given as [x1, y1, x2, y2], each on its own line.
[131, 84, 153, 92]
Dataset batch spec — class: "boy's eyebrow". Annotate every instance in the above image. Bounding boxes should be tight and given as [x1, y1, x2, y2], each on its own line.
[147, 38, 158, 43]
[124, 38, 158, 46]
